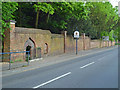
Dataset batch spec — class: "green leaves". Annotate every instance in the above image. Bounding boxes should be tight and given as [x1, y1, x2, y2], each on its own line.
[1, 2, 116, 41]
[34, 2, 54, 15]
[109, 30, 114, 41]
[2, 2, 18, 36]
[33, 2, 55, 28]
[87, 2, 118, 39]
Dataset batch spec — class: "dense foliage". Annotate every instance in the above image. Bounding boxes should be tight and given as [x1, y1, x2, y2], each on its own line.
[2, 2, 119, 41]
[2, 2, 18, 37]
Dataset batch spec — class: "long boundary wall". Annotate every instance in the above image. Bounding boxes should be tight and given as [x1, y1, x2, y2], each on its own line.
[2, 23, 116, 62]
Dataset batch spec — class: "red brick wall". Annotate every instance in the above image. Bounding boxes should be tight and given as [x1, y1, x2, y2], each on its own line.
[2, 24, 116, 62]
[3, 28, 10, 62]
[90, 40, 115, 49]
[65, 36, 90, 53]
[10, 27, 51, 58]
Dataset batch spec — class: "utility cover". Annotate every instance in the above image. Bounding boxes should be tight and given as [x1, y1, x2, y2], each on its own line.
[74, 31, 79, 38]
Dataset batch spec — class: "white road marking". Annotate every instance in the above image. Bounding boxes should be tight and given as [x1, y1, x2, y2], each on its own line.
[33, 72, 71, 89]
[80, 62, 95, 69]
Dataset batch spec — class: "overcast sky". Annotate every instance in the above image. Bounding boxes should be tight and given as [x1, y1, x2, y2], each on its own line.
[109, 0, 119, 7]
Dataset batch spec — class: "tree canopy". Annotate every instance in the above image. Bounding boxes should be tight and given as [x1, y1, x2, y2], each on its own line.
[2, 2, 18, 37]
[2, 2, 119, 41]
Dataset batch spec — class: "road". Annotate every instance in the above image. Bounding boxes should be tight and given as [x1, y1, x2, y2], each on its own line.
[2, 47, 118, 88]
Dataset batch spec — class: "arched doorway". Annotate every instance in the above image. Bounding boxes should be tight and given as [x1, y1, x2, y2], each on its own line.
[26, 45, 31, 60]
[44, 43, 48, 54]
[24, 38, 36, 60]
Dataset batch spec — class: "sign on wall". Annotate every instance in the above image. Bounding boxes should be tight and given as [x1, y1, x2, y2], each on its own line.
[74, 31, 79, 39]
[102, 36, 109, 41]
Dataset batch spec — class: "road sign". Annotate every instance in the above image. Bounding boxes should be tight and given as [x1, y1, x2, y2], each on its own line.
[74, 31, 79, 55]
[102, 36, 109, 41]
[74, 31, 79, 38]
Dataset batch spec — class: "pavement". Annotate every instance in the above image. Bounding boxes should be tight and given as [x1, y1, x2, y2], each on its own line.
[1, 46, 117, 77]
[2, 46, 118, 88]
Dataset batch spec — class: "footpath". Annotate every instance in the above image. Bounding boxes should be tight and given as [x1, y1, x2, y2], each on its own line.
[1, 46, 117, 77]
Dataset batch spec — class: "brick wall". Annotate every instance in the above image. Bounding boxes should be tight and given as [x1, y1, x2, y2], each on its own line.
[65, 36, 75, 53]
[0, 35, 2, 62]
[3, 28, 10, 62]
[2, 24, 116, 62]
[65, 36, 90, 53]
[50, 34, 64, 55]
[90, 40, 115, 49]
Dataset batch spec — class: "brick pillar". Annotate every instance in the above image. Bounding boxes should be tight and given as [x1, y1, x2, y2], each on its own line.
[0, 34, 2, 62]
[64, 30, 67, 53]
[10, 20, 16, 51]
[3, 20, 16, 62]
[82, 33, 85, 50]
[3, 28, 10, 62]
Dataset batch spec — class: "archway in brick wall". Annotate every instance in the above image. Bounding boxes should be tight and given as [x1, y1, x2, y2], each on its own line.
[44, 43, 48, 54]
[26, 45, 31, 60]
[24, 38, 36, 60]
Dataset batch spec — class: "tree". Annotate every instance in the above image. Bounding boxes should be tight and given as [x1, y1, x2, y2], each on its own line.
[2, 2, 18, 37]
[87, 2, 118, 39]
[47, 2, 90, 34]
[11, 2, 118, 41]
[33, 2, 54, 28]
[14, 2, 36, 28]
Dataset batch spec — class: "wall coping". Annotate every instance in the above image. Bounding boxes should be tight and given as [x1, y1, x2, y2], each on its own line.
[14, 27, 51, 35]
[51, 34, 64, 38]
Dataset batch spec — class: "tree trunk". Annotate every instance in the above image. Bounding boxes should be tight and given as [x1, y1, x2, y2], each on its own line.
[46, 13, 50, 24]
[35, 9, 39, 28]
[18, 2, 22, 27]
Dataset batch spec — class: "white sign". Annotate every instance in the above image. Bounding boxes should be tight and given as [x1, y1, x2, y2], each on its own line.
[74, 31, 79, 38]
[102, 36, 109, 41]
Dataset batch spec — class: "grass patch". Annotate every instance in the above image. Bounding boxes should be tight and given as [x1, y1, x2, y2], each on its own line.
[22, 65, 28, 67]
[10, 61, 14, 63]
[15, 59, 23, 62]
[26, 56, 31, 62]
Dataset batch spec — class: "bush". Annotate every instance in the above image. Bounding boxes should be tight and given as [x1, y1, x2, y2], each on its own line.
[115, 43, 120, 45]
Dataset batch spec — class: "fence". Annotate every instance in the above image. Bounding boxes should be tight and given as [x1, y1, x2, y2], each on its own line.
[0, 51, 30, 70]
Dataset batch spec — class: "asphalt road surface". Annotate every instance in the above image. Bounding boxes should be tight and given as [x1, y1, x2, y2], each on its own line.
[2, 47, 118, 88]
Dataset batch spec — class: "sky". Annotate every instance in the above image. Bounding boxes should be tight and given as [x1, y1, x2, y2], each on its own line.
[109, 0, 119, 7]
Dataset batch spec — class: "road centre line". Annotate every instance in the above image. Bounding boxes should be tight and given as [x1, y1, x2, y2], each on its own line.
[33, 72, 71, 89]
[80, 62, 95, 69]
[32, 52, 112, 89]
[80, 53, 113, 69]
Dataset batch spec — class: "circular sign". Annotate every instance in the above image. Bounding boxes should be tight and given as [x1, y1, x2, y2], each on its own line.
[74, 31, 79, 38]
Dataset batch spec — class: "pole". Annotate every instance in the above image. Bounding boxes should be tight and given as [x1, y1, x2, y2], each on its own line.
[111, 41, 113, 46]
[64, 34, 65, 53]
[9, 53, 11, 70]
[76, 39, 78, 55]
[27, 51, 29, 66]
[40, 48, 41, 58]
[64, 31, 67, 53]
[83, 33, 85, 50]
[108, 41, 109, 48]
